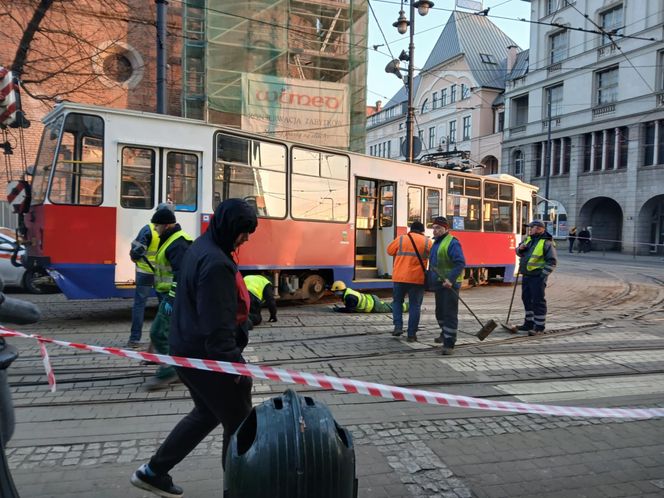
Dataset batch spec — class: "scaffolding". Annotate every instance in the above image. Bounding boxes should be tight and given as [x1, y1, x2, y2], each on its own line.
[182, 0, 367, 151]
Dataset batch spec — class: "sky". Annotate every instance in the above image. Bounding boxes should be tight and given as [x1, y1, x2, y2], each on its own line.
[366, 0, 533, 105]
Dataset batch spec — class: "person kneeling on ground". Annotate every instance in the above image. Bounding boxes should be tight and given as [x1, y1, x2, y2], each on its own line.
[330, 281, 408, 314]
[244, 274, 277, 328]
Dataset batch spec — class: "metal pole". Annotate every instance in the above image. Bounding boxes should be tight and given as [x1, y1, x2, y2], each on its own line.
[156, 0, 168, 114]
[405, 1, 415, 163]
[544, 90, 552, 221]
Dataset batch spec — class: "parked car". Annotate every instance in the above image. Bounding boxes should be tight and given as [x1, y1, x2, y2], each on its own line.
[0, 230, 55, 294]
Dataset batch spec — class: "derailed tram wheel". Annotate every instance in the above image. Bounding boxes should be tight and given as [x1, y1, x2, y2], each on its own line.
[302, 274, 326, 304]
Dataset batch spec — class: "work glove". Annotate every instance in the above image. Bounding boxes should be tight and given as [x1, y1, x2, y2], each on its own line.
[268, 316, 277, 323]
[162, 300, 173, 316]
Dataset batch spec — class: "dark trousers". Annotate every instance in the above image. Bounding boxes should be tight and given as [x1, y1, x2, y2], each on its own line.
[568, 238, 575, 253]
[521, 274, 547, 330]
[248, 294, 263, 326]
[434, 286, 459, 348]
[149, 367, 253, 474]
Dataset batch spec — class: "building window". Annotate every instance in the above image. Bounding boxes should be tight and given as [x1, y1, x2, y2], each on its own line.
[583, 133, 592, 172]
[461, 84, 470, 100]
[511, 94, 529, 127]
[644, 121, 658, 166]
[450, 85, 457, 103]
[562, 137, 571, 174]
[658, 51, 664, 91]
[600, 4, 623, 45]
[617, 127, 629, 169]
[593, 131, 603, 171]
[400, 136, 405, 156]
[421, 98, 430, 113]
[480, 53, 496, 64]
[549, 30, 568, 64]
[429, 126, 436, 149]
[546, 84, 563, 117]
[513, 150, 523, 176]
[386, 140, 391, 158]
[441, 89, 448, 106]
[596, 66, 619, 105]
[462, 116, 471, 140]
[418, 129, 425, 149]
[606, 129, 616, 170]
[552, 139, 561, 175]
[449, 120, 456, 143]
[497, 111, 504, 132]
[433, 91, 439, 109]
[535, 143, 543, 177]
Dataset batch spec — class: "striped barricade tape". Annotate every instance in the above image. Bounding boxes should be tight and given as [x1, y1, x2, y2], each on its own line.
[1, 326, 663, 419]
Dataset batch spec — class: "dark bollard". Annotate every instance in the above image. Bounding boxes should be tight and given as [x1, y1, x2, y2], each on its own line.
[224, 389, 357, 498]
[0, 289, 40, 498]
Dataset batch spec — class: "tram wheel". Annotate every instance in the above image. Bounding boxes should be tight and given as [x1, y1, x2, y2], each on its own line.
[302, 274, 326, 304]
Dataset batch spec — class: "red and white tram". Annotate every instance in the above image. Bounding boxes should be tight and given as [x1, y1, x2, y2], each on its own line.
[20, 103, 536, 300]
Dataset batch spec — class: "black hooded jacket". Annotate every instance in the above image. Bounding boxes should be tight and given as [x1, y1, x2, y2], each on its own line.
[169, 199, 257, 362]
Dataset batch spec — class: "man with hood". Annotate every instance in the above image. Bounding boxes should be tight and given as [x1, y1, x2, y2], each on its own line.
[131, 199, 257, 498]
[143, 207, 193, 390]
[516, 220, 557, 336]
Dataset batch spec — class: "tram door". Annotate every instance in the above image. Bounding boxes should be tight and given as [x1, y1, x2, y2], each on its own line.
[354, 179, 395, 280]
[114, 145, 201, 286]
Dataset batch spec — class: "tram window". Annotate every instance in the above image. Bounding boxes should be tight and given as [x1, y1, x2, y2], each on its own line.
[446, 175, 481, 231]
[49, 114, 104, 206]
[291, 148, 349, 222]
[499, 184, 513, 201]
[425, 189, 441, 228]
[483, 201, 513, 232]
[167, 152, 198, 212]
[407, 186, 423, 226]
[31, 116, 63, 205]
[121, 147, 155, 209]
[484, 182, 499, 200]
[379, 184, 394, 228]
[214, 134, 286, 218]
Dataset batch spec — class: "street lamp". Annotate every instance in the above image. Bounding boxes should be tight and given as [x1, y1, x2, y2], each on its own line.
[386, 1, 434, 163]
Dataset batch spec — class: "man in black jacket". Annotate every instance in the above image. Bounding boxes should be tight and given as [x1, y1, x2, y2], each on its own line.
[131, 199, 257, 498]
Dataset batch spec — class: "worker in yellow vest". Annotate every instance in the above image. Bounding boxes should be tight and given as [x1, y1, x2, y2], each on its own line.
[144, 206, 193, 391]
[127, 202, 173, 349]
[516, 220, 557, 336]
[330, 281, 408, 314]
[243, 274, 277, 327]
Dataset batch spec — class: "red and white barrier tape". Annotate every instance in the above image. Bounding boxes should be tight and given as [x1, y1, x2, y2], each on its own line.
[2, 327, 663, 419]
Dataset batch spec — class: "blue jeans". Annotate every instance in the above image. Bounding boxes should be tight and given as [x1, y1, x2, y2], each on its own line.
[129, 271, 155, 342]
[392, 282, 425, 336]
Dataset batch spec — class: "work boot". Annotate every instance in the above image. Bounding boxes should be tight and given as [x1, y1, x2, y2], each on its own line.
[131, 463, 183, 498]
[529, 328, 545, 336]
[517, 323, 533, 332]
[391, 328, 403, 337]
[434, 335, 444, 344]
[406, 335, 417, 343]
[144, 373, 179, 391]
[441, 346, 454, 355]
[126, 340, 141, 350]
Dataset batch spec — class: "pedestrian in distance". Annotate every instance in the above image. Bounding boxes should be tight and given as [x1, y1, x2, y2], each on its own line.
[387, 220, 432, 342]
[568, 226, 577, 254]
[126, 202, 174, 349]
[131, 198, 257, 498]
[142, 207, 193, 391]
[428, 216, 466, 355]
[578, 227, 591, 253]
[330, 281, 408, 314]
[244, 274, 277, 328]
[516, 220, 557, 336]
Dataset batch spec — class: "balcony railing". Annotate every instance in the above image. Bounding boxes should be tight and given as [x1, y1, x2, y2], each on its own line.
[592, 103, 616, 117]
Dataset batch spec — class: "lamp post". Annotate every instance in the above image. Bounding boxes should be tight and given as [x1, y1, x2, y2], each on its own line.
[543, 89, 552, 222]
[387, 1, 434, 163]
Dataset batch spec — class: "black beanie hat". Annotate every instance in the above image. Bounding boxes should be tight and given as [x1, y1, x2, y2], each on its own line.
[410, 221, 425, 233]
[432, 216, 449, 227]
[151, 208, 176, 225]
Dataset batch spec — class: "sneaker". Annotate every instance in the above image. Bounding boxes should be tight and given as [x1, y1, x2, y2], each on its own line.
[144, 373, 179, 391]
[517, 323, 533, 332]
[391, 328, 403, 337]
[434, 336, 444, 344]
[441, 346, 454, 355]
[406, 335, 417, 342]
[131, 464, 183, 498]
[126, 340, 141, 350]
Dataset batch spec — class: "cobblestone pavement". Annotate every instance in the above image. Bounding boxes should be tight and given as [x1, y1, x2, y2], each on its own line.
[3, 251, 664, 497]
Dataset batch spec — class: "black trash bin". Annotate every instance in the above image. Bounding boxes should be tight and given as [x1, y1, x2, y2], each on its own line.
[224, 389, 357, 498]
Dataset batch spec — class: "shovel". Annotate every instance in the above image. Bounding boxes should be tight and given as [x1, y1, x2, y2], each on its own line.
[450, 287, 497, 341]
[500, 271, 520, 334]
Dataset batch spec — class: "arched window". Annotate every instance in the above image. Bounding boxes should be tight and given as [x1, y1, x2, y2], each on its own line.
[513, 149, 524, 176]
[421, 99, 430, 114]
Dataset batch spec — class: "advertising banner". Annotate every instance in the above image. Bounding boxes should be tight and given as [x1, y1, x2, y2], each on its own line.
[242, 74, 350, 149]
